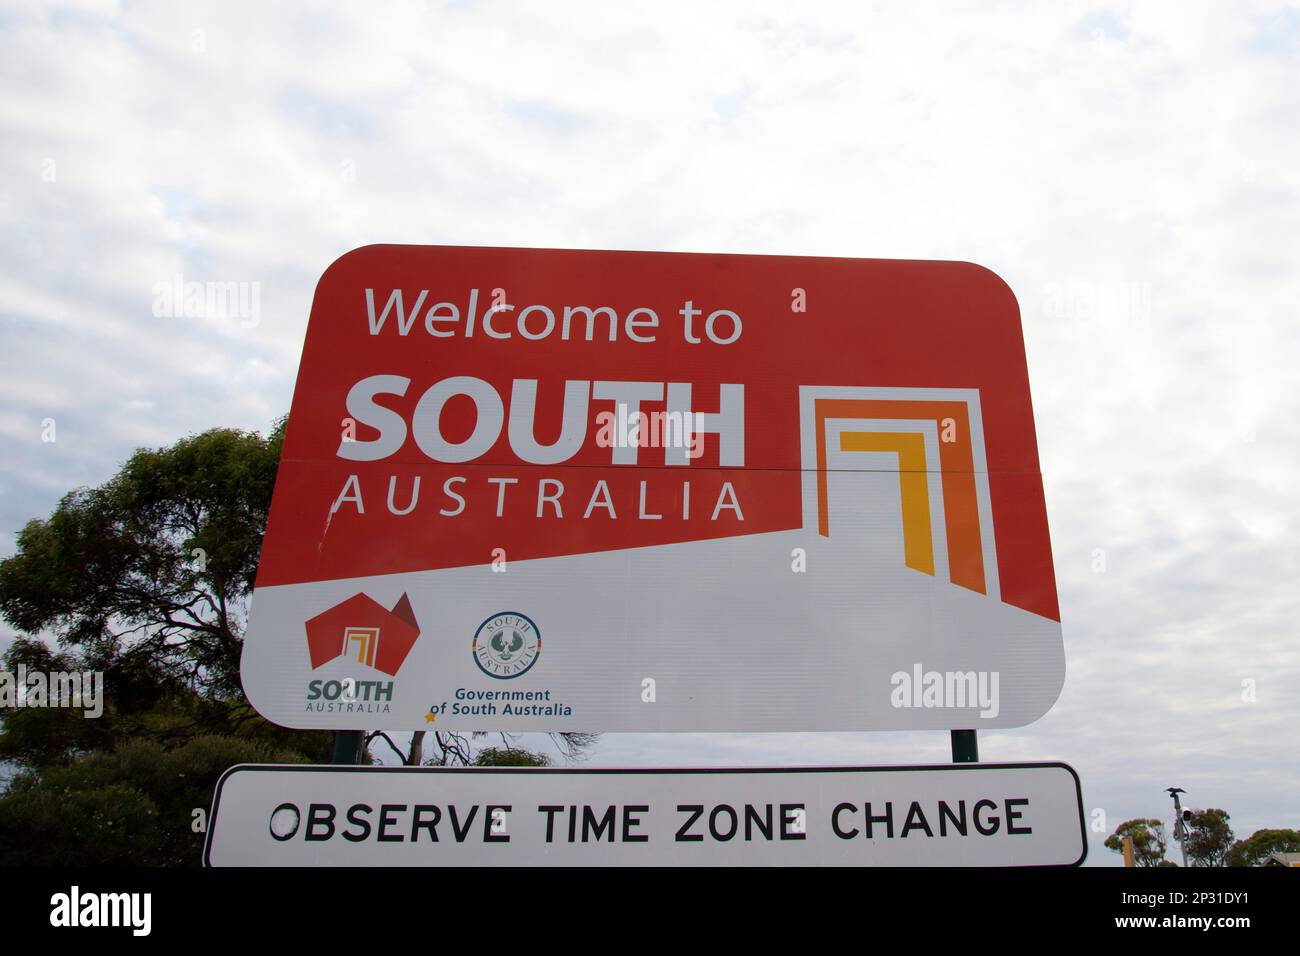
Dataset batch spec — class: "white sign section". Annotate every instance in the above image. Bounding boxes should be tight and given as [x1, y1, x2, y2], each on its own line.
[204, 763, 1086, 867]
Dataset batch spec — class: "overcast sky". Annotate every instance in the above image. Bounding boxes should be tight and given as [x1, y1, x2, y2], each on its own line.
[2, 0, 1298, 865]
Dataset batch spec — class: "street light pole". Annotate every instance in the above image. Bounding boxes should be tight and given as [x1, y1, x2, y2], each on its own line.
[1167, 787, 1189, 867]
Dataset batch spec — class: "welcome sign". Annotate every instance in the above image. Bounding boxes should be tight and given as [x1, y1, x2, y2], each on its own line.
[240, 245, 1062, 732]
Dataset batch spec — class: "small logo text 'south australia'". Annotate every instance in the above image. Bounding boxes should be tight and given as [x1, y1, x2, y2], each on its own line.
[303, 593, 420, 712]
[472, 612, 540, 679]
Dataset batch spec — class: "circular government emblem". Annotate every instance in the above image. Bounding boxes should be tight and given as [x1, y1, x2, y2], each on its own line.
[472, 612, 541, 679]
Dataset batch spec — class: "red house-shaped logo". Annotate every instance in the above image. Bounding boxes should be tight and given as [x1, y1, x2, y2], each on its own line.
[304, 593, 420, 677]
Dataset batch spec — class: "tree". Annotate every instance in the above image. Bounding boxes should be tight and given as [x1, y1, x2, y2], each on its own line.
[0, 422, 332, 771]
[371, 728, 596, 767]
[0, 736, 309, 866]
[474, 746, 551, 767]
[1185, 808, 1234, 867]
[1104, 819, 1169, 866]
[0, 420, 594, 768]
[0, 420, 596, 863]
[0, 424, 284, 702]
[1225, 828, 1300, 867]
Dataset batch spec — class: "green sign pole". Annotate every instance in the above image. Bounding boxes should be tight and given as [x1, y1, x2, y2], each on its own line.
[950, 729, 978, 763]
[332, 730, 365, 764]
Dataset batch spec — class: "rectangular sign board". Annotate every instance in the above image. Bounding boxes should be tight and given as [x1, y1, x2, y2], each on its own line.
[241, 245, 1063, 731]
[204, 762, 1085, 867]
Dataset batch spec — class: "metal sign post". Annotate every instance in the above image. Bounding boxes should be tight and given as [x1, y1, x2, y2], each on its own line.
[951, 729, 979, 763]
[331, 730, 365, 765]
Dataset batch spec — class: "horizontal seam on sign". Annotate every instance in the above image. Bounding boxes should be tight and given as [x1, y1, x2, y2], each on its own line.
[277, 458, 1035, 475]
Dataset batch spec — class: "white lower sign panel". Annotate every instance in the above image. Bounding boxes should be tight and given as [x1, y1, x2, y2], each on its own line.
[204, 762, 1086, 866]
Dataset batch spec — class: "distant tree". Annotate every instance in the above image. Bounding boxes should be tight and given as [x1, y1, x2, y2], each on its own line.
[379, 729, 594, 767]
[1226, 828, 1300, 867]
[474, 746, 551, 767]
[1104, 818, 1169, 866]
[1185, 808, 1234, 867]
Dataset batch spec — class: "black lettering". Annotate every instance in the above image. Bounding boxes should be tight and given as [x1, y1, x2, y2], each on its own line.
[449, 804, 479, 842]
[901, 801, 934, 838]
[539, 805, 563, 843]
[832, 802, 859, 839]
[676, 805, 705, 842]
[623, 806, 649, 843]
[745, 804, 773, 841]
[411, 805, 441, 842]
[780, 804, 806, 841]
[973, 799, 1000, 835]
[709, 804, 738, 841]
[305, 803, 336, 841]
[378, 804, 406, 842]
[343, 804, 372, 842]
[268, 803, 300, 842]
[939, 800, 967, 836]
[1006, 798, 1032, 835]
[582, 805, 616, 842]
[485, 805, 511, 843]
[864, 802, 894, 839]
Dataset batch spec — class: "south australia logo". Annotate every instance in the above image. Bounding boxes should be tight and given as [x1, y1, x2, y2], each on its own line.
[303, 594, 420, 714]
[305, 592, 421, 675]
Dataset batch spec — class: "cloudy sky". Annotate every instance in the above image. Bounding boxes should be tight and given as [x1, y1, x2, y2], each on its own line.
[3, 0, 1298, 865]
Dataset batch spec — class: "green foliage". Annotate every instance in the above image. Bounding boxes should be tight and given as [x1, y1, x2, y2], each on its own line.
[0, 422, 328, 767]
[473, 746, 551, 767]
[0, 783, 160, 867]
[0, 637, 331, 772]
[1185, 808, 1234, 867]
[0, 420, 333, 865]
[0, 735, 307, 866]
[1104, 818, 1169, 867]
[0, 417, 591, 864]
[0, 422, 284, 698]
[1225, 828, 1300, 867]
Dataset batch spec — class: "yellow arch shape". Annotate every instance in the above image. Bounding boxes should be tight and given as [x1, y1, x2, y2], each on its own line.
[838, 431, 935, 576]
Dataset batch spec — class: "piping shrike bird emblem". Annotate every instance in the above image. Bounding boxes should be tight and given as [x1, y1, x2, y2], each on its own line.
[490, 627, 525, 661]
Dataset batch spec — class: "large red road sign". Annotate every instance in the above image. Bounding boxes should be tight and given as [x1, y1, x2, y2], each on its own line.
[241, 245, 1062, 732]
